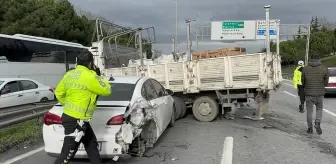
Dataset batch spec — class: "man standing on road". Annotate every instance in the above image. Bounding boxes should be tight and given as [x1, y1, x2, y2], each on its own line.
[54, 51, 112, 164]
[301, 55, 328, 135]
[293, 60, 305, 113]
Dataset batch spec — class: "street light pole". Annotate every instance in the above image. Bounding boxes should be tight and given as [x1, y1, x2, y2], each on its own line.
[175, 0, 178, 54]
[186, 19, 192, 61]
[305, 25, 311, 66]
[264, 5, 271, 55]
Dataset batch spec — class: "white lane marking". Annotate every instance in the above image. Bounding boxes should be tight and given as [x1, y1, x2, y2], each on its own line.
[282, 83, 292, 87]
[221, 137, 234, 164]
[283, 91, 336, 117]
[283, 91, 298, 98]
[2, 147, 44, 164]
[322, 108, 336, 117]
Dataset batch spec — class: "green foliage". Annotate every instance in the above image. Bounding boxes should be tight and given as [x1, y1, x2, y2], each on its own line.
[0, 0, 152, 55]
[261, 16, 336, 66]
[0, 119, 42, 153]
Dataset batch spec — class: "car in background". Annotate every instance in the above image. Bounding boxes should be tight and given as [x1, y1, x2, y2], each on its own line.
[325, 67, 336, 95]
[0, 78, 55, 108]
[43, 76, 176, 158]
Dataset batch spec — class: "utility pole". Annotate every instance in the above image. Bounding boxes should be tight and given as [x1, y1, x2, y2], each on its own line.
[264, 5, 271, 55]
[175, 0, 178, 54]
[136, 28, 145, 76]
[186, 19, 192, 61]
[276, 20, 280, 55]
[305, 25, 311, 66]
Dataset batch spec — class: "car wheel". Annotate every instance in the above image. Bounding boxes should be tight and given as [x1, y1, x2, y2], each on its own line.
[169, 104, 176, 127]
[129, 137, 146, 157]
[192, 96, 219, 122]
[40, 97, 49, 103]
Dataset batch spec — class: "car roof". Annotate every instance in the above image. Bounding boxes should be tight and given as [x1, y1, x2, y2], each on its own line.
[103, 76, 146, 84]
[0, 78, 35, 82]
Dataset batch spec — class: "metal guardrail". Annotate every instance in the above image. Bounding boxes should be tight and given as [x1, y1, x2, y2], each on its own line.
[0, 102, 56, 129]
[282, 73, 293, 80]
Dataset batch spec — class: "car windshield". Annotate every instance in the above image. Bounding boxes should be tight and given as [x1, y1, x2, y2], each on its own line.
[0, 81, 4, 86]
[97, 83, 136, 101]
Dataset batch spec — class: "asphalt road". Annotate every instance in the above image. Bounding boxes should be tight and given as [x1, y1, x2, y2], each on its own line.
[3, 81, 336, 164]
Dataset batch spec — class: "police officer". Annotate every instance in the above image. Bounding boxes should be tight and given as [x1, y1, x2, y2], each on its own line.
[54, 51, 111, 164]
[293, 60, 305, 113]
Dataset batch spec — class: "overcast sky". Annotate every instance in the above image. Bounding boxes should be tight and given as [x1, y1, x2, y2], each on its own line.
[69, 0, 336, 54]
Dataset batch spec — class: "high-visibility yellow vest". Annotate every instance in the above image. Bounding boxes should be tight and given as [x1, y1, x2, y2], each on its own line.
[54, 65, 111, 120]
[293, 65, 304, 89]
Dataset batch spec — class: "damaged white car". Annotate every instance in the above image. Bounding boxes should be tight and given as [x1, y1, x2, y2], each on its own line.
[42, 76, 176, 159]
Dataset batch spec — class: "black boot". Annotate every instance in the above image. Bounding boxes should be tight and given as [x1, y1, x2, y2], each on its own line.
[314, 122, 322, 135]
[307, 127, 313, 134]
[299, 105, 304, 113]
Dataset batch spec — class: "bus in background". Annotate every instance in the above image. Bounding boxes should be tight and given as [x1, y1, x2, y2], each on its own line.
[0, 34, 89, 88]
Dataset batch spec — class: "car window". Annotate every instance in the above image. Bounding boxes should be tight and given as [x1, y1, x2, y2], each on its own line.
[97, 83, 135, 101]
[0, 81, 3, 86]
[150, 79, 166, 97]
[3, 81, 20, 93]
[142, 80, 158, 100]
[20, 80, 38, 90]
[328, 68, 336, 76]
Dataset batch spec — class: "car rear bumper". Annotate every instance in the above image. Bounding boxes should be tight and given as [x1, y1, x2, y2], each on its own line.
[325, 87, 336, 94]
[43, 124, 128, 158]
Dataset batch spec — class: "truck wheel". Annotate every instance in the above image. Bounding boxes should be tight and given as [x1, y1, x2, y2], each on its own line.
[169, 104, 176, 127]
[172, 96, 184, 120]
[192, 96, 219, 122]
[180, 99, 187, 118]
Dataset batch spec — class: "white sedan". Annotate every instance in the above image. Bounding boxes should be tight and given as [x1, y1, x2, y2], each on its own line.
[43, 76, 176, 158]
[0, 78, 55, 108]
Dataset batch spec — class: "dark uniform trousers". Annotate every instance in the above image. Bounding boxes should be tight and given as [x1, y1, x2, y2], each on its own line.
[54, 113, 102, 164]
[297, 85, 305, 105]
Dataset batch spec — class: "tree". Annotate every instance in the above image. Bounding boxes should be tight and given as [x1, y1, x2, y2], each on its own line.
[0, 0, 152, 60]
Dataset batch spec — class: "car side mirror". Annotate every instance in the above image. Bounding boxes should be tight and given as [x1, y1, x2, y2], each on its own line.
[165, 89, 174, 96]
[0, 88, 10, 96]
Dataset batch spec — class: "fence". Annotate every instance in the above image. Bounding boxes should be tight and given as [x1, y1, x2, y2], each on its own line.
[0, 102, 56, 129]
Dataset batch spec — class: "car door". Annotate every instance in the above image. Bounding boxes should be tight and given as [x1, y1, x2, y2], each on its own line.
[0, 81, 23, 108]
[141, 80, 165, 135]
[149, 79, 173, 128]
[19, 80, 40, 103]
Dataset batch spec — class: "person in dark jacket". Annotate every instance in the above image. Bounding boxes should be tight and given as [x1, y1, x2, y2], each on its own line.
[301, 55, 328, 135]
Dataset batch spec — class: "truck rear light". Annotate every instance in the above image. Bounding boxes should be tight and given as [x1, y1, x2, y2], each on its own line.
[44, 112, 62, 125]
[49, 88, 54, 93]
[328, 83, 336, 87]
[106, 115, 124, 125]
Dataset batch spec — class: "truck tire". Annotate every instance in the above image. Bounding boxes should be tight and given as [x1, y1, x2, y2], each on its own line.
[172, 96, 184, 120]
[169, 104, 176, 127]
[180, 99, 187, 118]
[192, 96, 219, 122]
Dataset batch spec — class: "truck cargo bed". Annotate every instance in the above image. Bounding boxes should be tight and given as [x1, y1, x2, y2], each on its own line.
[104, 52, 282, 93]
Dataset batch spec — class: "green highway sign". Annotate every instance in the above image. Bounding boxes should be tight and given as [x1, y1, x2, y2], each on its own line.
[222, 21, 244, 29]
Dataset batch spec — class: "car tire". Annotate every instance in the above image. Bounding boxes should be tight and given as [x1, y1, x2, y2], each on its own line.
[192, 96, 219, 122]
[169, 104, 176, 127]
[129, 137, 146, 157]
[40, 97, 49, 103]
